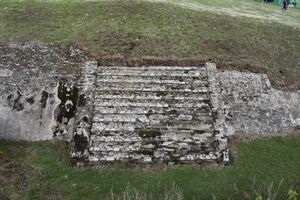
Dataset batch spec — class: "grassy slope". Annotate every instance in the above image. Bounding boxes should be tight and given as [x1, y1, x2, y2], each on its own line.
[1, 136, 300, 199]
[150, 0, 300, 28]
[0, 0, 299, 82]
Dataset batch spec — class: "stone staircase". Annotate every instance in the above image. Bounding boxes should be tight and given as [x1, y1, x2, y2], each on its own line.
[84, 65, 224, 164]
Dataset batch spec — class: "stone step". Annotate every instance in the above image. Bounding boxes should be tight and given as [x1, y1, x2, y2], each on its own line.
[89, 141, 215, 151]
[97, 75, 208, 82]
[97, 69, 206, 77]
[95, 88, 208, 94]
[97, 76, 208, 85]
[89, 132, 214, 144]
[97, 78, 208, 87]
[95, 90, 209, 98]
[93, 99, 210, 108]
[98, 66, 205, 71]
[94, 106, 212, 115]
[95, 82, 208, 91]
[88, 153, 219, 162]
[89, 130, 214, 142]
[98, 66, 205, 72]
[92, 114, 213, 123]
[91, 122, 213, 133]
[94, 97, 209, 105]
[89, 145, 216, 153]
[89, 135, 215, 153]
[94, 93, 209, 101]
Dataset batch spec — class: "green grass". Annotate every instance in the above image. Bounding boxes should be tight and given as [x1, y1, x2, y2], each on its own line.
[153, 0, 300, 29]
[1, 135, 300, 199]
[0, 0, 299, 82]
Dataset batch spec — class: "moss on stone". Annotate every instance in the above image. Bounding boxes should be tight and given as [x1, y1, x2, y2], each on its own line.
[156, 91, 167, 97]
[56, 82, 79, 123]
[138, 149, 154, 156]
[138, 130, 161, 138]
[0, 150, 4, 157]
[145, 110, 154, 117]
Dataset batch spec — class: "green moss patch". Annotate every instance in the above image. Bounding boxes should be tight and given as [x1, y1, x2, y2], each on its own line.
[138, 130, 162, 138]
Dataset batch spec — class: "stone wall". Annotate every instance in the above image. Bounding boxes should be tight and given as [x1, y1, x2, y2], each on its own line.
[209, 65, 300, 135]
[0, 42, 85, 141]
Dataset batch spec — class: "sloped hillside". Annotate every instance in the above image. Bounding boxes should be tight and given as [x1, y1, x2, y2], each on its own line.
[0, 0, 299, 84]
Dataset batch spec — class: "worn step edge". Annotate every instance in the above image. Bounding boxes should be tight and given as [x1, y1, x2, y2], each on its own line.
[95, 88, 209, 94]
[94, 102, 210, 109]
[94, 94, 209, 101]
[97, 72, 206, 77]
[97, 78, 207, 84]
[98, 66, 206, 70]
[92, 114, 213, 123]
[91, 122, 213, 132]
[93, 107, 212, 115]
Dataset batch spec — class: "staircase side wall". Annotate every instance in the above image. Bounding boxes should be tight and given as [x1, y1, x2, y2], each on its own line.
[216, 69, 300, 135]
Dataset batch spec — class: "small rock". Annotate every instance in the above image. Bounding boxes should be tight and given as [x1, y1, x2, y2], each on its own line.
[106, 157, 115, 161]
[143, 156, 152, 163]
[143, 144, 155, 149]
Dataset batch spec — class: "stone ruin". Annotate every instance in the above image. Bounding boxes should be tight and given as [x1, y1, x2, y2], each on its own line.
[0, 43, 299, 165]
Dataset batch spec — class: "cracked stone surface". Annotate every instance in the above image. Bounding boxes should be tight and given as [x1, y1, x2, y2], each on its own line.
[0, 42, 85, 140]
[214, 67, 300, 135]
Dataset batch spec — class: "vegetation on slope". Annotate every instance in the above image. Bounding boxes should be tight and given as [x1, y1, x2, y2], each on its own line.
[150, 0, 300, 28]
[0, 0, 299, 83]
[1, 135, 300, 199]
